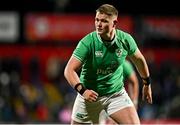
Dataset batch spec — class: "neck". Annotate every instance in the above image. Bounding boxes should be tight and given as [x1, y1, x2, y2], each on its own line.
[101, 29, 115, 41]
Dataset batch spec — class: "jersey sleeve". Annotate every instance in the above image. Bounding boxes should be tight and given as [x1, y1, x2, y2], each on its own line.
[126, 34, 138, 55]
[123, 60, 134, 79]
[73, 35, 90, 62]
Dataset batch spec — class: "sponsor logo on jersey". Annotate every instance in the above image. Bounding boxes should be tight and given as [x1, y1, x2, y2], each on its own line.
[96, 68, 113, 75]
[96, 61, 119, 75]
[95, 51, 103, 57]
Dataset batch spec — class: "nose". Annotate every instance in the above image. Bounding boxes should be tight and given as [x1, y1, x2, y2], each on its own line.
[97, 21, 102, 27]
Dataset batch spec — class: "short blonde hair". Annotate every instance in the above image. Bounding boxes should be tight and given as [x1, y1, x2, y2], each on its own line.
[96, 4, 118, 17]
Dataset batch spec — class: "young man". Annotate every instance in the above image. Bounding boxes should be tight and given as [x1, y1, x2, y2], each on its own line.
[64, 4, 152, 124]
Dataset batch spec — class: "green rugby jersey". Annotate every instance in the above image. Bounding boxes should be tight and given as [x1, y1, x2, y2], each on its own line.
[73, 29, 138, 96]
[123, 60, 134, 81]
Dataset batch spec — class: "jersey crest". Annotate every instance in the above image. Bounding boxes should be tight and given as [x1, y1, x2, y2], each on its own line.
[115, 48, 122, 57]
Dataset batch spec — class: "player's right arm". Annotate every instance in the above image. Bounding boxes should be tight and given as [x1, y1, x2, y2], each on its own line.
[64, 56, 82, 87]
[64, 56, 98, 102]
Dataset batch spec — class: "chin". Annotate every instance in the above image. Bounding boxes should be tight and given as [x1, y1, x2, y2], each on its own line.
[97, 31, 103, 35]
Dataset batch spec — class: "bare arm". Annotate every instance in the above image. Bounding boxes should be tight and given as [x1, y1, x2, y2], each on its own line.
[64, 56, 98, 102]
[128, 49, 152, 104]
[128, 49, 149, 78]
[64, 56, 82, 88]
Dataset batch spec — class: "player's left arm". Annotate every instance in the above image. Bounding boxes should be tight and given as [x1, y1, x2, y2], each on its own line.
[128, 48, 153, 104]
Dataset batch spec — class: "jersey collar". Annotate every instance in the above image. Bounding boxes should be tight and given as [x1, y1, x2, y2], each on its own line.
[96, 30, 117, 46]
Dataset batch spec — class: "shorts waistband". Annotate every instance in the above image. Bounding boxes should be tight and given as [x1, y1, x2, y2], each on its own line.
[98, 87, 126, 98]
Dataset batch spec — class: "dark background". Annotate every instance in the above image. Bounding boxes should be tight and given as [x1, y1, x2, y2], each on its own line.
[0, 0, 179, 124]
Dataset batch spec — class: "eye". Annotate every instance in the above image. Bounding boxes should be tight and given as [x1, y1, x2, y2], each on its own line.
[95, 18, 99, 22]
[101, 19, 108, 23]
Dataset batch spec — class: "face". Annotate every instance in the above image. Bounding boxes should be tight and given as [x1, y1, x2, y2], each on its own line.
[95, 12, 117, 37]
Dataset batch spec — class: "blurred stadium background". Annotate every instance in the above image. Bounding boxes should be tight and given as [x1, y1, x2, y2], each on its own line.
[0, 0, 180, 124]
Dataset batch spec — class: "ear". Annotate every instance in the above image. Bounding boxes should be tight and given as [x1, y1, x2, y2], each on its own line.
[113, 20, 118, 27]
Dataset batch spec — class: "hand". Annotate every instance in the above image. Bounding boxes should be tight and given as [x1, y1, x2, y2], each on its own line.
[82, 89, 99, 102]
[142, 85, 152, 104]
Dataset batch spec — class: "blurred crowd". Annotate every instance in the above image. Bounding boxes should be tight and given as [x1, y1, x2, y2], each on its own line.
[0, 56, 76, 123]
[0, 54, 179, 124]
[138, 58, 180, 119]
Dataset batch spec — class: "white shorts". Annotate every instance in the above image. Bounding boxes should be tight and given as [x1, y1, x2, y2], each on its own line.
[71, 88, 134, 123]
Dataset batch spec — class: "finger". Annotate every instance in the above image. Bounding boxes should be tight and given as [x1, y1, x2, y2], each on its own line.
[91, 94, 98, 99]
[88, 99, 93, 102]
[86, 96, 95, 102]
[92, 93, 98, 98]
[148, 96, 153, 104]
[146, 96, 150, 103]
[146, 95, 153, 104]
[92, 98, 97, 102]
[92, 90, 99, 96]
[89, 95, 97, 102]
[90, 96, 97, 102]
